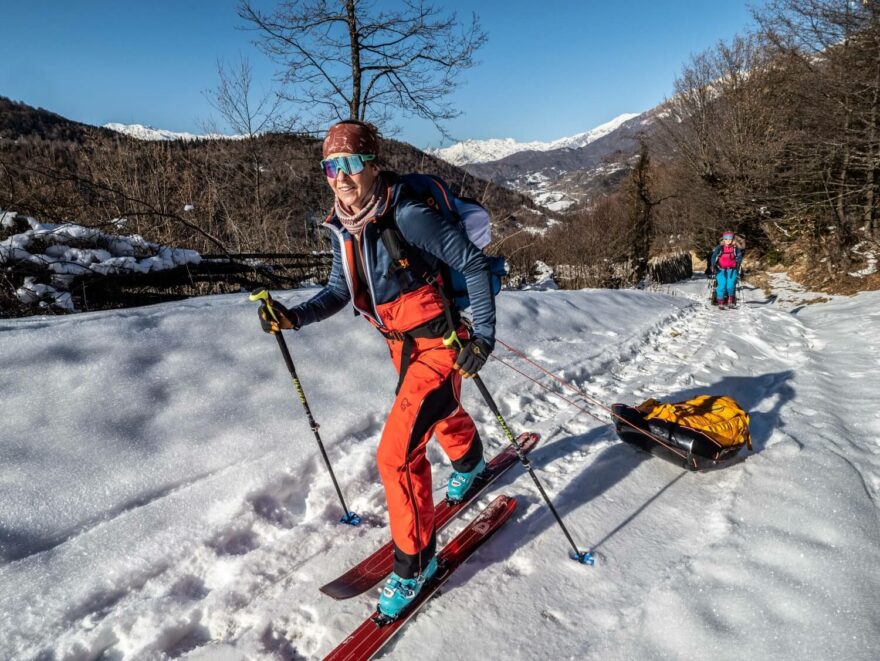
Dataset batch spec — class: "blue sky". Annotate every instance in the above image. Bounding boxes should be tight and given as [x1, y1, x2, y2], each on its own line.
[0, 1, 764, 148]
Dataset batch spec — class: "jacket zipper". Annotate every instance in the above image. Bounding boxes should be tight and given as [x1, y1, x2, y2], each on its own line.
[326, 222, 384, 326]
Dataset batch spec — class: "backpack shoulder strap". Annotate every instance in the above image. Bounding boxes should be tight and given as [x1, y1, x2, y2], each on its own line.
[400, 173, 458, 219]
[375, 209, 434, 283]
[381, 173, 462, 280]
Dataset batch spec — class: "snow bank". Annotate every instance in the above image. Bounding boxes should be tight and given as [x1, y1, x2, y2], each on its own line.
[1, 211, 201, 311]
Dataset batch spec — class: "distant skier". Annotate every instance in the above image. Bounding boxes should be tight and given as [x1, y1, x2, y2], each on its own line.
[710, 230, 743, 309]
[256, 120, 495, 620]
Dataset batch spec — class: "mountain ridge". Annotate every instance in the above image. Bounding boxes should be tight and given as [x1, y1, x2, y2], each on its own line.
[441, 105, 671, 210]
[103, 123, 243, 141]
[429, 113, 639, 166]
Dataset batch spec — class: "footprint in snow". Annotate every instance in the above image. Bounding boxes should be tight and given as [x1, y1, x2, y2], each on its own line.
[208, 528, 260, 557]
[721, 346, 739, 359]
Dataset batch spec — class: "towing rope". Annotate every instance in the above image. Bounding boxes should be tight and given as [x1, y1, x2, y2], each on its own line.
[492, 337, 693, 466]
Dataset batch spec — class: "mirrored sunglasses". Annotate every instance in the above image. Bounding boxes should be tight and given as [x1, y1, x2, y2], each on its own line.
[320, 154, 376, 178]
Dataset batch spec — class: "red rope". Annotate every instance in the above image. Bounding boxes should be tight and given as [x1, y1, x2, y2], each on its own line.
[489, 353, 606, 424]
[493, 337, 694, 467]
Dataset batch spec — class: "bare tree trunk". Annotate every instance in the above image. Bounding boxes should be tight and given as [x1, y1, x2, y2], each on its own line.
[837, 106, 852, 230]
[246, 137, 265, 229]
[628, 142, 654, 283]
[346, 0, 362, 119]
[865, 43, 880, 238]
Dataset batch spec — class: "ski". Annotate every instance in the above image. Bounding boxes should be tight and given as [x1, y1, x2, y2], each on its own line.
[323, 494, 518, 661]
[320, 431, 540, 600]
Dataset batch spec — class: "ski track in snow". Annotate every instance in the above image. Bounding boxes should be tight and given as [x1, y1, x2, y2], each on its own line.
[2, 280, 879, 659]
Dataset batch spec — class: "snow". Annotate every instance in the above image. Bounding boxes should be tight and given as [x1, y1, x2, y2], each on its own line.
[1, 276, 878, 659]
[430, 113, 639, 166]
[849, 242, 878, 278]
[533, 191, 576, 212]
[103, 123, 244, 142]
[1, 211, 202, 311]
[1, 210, 19, 228]
[765, 272, 841, 309]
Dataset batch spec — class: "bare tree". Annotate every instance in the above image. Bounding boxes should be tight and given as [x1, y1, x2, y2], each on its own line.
[658, 33, 784, 258]
[237, 0, 487, 137]
[619, 139, 681, 282]
[204, 55, 291, 231]
[625, 140, 656, 282]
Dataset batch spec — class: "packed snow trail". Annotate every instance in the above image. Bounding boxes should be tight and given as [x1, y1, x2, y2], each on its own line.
[0, 278, 877, 659]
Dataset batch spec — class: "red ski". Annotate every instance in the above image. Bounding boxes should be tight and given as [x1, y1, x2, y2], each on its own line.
[320, 432, 540, 599]
[323, 494, 518, 661]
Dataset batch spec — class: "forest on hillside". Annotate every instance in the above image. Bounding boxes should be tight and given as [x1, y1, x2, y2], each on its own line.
[0, 97, 541, 315]
[516, 0, 880, 292]
[3, 0, 880, 316]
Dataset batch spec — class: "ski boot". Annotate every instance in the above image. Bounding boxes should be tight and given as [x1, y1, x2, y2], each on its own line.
[446, 457, 486, 503]
[375, 556, 439, 623]
[716, 297, 727, 310]
[727, 295, 737, 308]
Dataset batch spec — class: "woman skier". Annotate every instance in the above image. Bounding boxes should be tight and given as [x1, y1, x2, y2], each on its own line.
[257, 120, 495, 619]
[710, 230, 744, 309]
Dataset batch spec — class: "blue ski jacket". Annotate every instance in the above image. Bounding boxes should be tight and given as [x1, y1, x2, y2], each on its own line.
[291, 174, 496, 347]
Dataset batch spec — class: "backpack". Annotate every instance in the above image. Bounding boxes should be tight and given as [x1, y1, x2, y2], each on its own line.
[381, 173, 506, 310]
[717, 244, 738, 270]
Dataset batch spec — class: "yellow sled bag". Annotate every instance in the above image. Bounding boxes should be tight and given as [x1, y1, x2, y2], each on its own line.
[613, 395, 751, 470]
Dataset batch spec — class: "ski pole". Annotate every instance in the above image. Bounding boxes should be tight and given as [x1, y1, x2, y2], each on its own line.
[433, 289, 593, 565]
[249, 288, 360, 526]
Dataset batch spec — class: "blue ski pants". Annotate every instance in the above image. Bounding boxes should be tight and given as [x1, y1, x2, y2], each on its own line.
[715, 268, 738, 300]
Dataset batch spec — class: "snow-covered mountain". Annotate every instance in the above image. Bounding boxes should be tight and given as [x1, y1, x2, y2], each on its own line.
[103, 123, 240, 141]
[430, 113, 639, 166]
[455, 104, 672, 211]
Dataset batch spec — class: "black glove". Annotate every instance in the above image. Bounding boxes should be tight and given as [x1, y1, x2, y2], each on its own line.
[454, 337, 492, 378]
[258, 301, 299, 334]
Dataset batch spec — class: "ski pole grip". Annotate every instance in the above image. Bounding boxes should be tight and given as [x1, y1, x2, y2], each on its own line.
[442, 330, 463, 351]
[249, 287, 279, 323]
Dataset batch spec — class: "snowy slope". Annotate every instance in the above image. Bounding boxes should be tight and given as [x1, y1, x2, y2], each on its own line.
[0, 278, 878, 660]
[430, 113, 639, 166]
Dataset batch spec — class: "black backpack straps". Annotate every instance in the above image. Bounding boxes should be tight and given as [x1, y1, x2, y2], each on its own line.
[376, 193, 461, 337]
[376, 213, 433, 282]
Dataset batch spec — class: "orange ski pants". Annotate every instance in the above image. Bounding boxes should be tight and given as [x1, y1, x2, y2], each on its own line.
[377, 333, 483, 578]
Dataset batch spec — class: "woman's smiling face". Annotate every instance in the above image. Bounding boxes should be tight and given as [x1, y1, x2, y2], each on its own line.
[326, 152, 379, 211]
